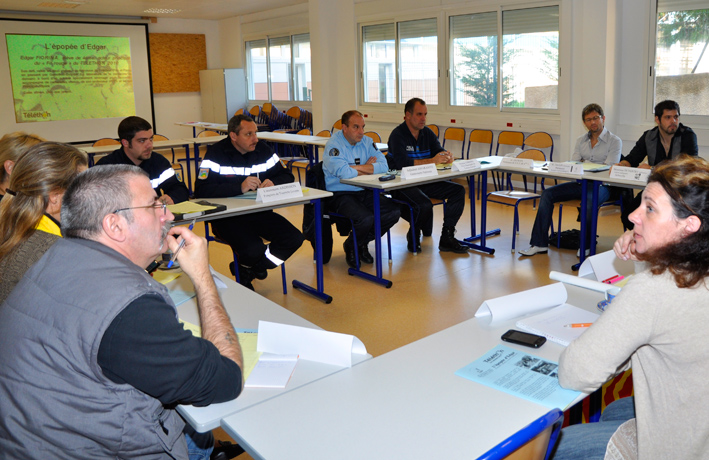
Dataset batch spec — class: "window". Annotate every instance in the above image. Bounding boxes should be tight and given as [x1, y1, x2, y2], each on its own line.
[450, 12, 498, 107]
[361, 6, 559, 111]
[502, 6, 559, 109]
[362, 23, 396, 103]
[246, 40, 267, 100]
[245, 34, 312, 102]
[361, 19, 437, 104]
[653, 5, 709, 116]
[399, 19, 438, 104]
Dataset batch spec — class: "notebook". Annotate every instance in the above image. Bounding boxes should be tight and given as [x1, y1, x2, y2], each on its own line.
[515, 304, 599, 346]
[168, 200, 227, 221]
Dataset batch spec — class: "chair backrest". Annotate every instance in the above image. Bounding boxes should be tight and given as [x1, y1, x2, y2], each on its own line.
[495, 131, 525, 156]
[234, 108, 246, 117]
[427, 124, 440, 138]
[442, 127, 466, 159]
[517, 148, 545, 162]
[331, 119, 342, 133]
[316, 130, 331, 138]
[153, 134, 169, 142]
[92, 138, 121, 147]
[524, 132, 554, 161]
[197, 130, 222, 138]
[296, 128, 312, 136]
[286, 106, 301, 119]
[262, 102, 273, 115]
[249, 105, 261, 118]
[364, 131, 382, 143]
[467, 129, 494, 158]
[476, 409, 563, 460]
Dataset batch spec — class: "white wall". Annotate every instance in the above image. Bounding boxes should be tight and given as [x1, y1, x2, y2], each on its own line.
[148, 18, 222, 140]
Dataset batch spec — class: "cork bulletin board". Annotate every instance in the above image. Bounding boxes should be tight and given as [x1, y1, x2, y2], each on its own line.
[149, 33, 207, 93]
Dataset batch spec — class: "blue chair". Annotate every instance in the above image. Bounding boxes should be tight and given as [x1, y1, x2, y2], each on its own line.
[204, 222, 288, 294]
[477, 408, 563, 460]
[487, 149, 546, 252]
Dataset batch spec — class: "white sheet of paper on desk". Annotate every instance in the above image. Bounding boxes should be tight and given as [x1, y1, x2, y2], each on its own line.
[244, 353, 299, 388]
[609, 165, 650, 183]
[452, 159, 481, 172]
[474, 282, 567, 323]
[578, 250, 620, 282]
[549, 271, 615, 294]
[401, 163, 438, 180]
[255, 183, 303, 203]
[256, 321, 367, 367]
[500, 156, 534, 169]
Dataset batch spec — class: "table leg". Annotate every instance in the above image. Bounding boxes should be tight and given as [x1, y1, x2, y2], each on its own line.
[572, 179, 599, 271]
[292, 199, 333, 303]
[346, 189, 392, 288]
[184, 143, 193, 194]
[463, 170, 498, 254]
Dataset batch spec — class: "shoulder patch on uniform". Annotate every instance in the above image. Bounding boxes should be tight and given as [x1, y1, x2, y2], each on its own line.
[198, 168, 209, 180]
[329, 148, 339, 156]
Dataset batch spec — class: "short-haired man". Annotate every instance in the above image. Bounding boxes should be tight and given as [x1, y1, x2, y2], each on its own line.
[194, 114, 304, 290]
[617, 100, 698, 228]
[0, 165, 243, 459]
[386, 98, 467, 254]
[520, 103, 622, 257]
[323, 110, 401, 268]
[96, 116, 189, 205]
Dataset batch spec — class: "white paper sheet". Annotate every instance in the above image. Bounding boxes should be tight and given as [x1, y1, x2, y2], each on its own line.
[474, 283, 567, 323]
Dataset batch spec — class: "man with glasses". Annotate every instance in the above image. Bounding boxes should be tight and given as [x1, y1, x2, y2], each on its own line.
[520, 103, 622, 257]
[0, 165, 243, 459]
[96, 116, 189, 205]
[616, 100, 698, 228]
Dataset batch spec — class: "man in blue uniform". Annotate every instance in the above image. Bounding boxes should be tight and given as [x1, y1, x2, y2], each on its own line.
[96, 116, 189, 205]
[323, 110, 400, 269]
[194, 114, 303, 290]
[386, 98, 467, 254]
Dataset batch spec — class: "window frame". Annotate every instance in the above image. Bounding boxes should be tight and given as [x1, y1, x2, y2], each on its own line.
[244, 32, 312, 106]
[645, 1, 709, 126]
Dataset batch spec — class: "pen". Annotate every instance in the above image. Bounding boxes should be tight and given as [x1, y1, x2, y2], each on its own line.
[167, 218, 197, 268]
[564, 323, 593, 328]
[602, 275, 624, 284]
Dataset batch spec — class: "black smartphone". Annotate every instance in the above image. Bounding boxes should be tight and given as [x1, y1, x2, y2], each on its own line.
[378, 174, 396, 182]
[501, 329, 547, 348]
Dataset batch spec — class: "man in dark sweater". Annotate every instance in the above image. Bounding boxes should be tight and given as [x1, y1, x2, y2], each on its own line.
[386, 98, 467, 254]
[194, 114, 303, 290]
[96, 116, 189, 205]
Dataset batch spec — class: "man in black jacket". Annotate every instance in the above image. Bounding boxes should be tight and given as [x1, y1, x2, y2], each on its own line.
[194, 114, 303, 290]
[96, 116, 189, 205]
[617, 100, 698, 228]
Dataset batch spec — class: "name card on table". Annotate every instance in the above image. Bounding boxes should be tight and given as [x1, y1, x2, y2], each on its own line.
[609, 166, 651, 183]
[547, 162, 583, 175]
[500, 157, 534, 169]
[257, 321, 368, 367]
[401, 163, 438, 180]
[256, 183, 303, 203]
[452, 159, 481, 172]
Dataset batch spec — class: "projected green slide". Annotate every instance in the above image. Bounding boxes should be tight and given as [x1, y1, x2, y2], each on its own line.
[6, 34, 136, 123]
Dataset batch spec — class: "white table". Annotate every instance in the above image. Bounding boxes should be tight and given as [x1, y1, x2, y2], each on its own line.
[174, 271, 370, 433]
[174, 188, 334, 303]
[220, 283, 604, 459]
[339, 163, 498, 287]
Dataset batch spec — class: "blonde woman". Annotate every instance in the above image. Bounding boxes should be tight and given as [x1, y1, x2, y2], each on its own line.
[0, 142, 88, 302]
[0, 131, 45, 200]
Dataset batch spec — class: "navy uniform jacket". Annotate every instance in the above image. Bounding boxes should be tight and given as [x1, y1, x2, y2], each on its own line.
[194, 137, 294, 198]
[386, 122, 445, 170]
[96, 147, 190, 203]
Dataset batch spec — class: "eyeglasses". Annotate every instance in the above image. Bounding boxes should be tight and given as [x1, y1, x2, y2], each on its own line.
[114, 202, 167, 215]
[584, 116, 602, 123]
